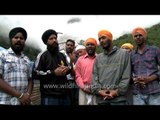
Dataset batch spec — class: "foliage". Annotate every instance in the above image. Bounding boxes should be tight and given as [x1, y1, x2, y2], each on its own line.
[96, 22, 160, 53]
[1, 22, 160, 59]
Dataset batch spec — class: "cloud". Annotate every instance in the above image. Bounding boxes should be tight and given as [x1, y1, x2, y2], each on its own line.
[67, 17, 81, 24]
[1, 15, 160, 52]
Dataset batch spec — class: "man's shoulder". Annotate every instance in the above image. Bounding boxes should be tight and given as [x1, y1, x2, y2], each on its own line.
[119, 48, 128, 54]
[58, 52, 66, 58]
[60, 50, 66, 54]
[96, 52, 103, 57]
[148, 45, 159, 49]
[37, 50, 48, 58]
[23, 55, 31, 62]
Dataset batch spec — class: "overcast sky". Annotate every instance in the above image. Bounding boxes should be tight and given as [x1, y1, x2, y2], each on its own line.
[1, 15, 160, 51]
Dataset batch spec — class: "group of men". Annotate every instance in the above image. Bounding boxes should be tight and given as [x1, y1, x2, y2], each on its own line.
[0, 26, 160, 105]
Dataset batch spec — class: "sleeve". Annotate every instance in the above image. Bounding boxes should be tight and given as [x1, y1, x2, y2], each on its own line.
[28, 59, 33, 79]
[155, 47, 160, 80]
[0, 52, 4, 75]
[61, 53, 71, 75]
[32, 52, 54, 79]
[117, 51, 131, 96]
[91, 57, 102, 95]
[75, 58, 85, 89]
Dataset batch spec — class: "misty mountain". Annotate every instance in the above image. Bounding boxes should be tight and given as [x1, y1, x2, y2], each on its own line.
[0, 30, 40, 61]
[0, 17, 41, 61]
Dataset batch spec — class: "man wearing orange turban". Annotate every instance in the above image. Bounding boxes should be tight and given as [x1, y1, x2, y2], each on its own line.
[97, 29, 114, 51]
[98, 29, 113, 41]
[130, 27, 160, 105]
[85, 38, 98, 47]
[131, 27, 147, 39]
[91, 29, 131, 105]
[75, 37, 98, 105]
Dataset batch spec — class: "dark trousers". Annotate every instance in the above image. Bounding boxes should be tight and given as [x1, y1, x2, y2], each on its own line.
[68, 80, 79, 105]
[41, 95, 71, 105]
[98, 101, 127, 105]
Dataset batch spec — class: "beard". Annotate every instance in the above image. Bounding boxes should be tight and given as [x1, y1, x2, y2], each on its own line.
[66, 48, 73, 54]
[11, 42, 24, 55]
[47, 42, 59, 54]
[87, 49, 95, 56]
[102, 40, 111, 50]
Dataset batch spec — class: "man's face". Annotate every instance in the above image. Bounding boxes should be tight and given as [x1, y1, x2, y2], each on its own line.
[65, 41, 75, 54]
[46, 34, 59, 54]
[86, 43, 96, 56]
[11, 32, 25, 53]
[133, 33, 146, 46]
[98, 36, 112, 49]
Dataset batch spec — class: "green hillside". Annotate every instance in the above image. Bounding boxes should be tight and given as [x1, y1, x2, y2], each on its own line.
[113, 23, 160, 49]
[1, 22, 160, 60]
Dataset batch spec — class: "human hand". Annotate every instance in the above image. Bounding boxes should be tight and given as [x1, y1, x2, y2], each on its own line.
[19, 92, 32, 105]
[133, 76, 146, 89]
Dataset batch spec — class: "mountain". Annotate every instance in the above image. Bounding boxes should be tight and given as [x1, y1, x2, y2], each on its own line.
[113, 22, 160, 49]
[1, 22, 160, 59]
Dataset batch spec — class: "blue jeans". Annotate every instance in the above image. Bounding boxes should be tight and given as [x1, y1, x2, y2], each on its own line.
[41, 95, 71, 105]
[133, 92, 160, 105]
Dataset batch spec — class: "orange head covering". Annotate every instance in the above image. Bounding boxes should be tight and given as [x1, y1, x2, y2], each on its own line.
[131, 27, 147, 38]
[98, 29, 113, 40]
[121, 43, 134, 50]
[85, 38, 98, 47]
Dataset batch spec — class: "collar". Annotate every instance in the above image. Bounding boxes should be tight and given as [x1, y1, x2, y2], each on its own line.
[104, 46, 118, 55]
[84, 54, 96, 59]
[8, 47, 24, 57]
[134, 45, 149, 54]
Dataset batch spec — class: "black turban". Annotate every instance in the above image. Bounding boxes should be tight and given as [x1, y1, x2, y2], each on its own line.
[9, 27, 27, 40]
[41, 29, 58, 44]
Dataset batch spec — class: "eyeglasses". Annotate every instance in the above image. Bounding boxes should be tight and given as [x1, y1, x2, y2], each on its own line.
[134, 34, 143, 38]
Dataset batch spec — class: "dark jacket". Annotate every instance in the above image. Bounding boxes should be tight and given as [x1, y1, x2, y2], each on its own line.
[32, 50, 70, 97]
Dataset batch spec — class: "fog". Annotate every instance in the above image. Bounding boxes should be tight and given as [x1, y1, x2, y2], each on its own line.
[1, 15, 160, 51]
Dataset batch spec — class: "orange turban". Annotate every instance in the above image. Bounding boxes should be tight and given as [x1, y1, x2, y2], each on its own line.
[98, 29, 113, 40]
[131, 27, 147, 38]
[85, 38, 98, 47]
[121, 43, 134, 50]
